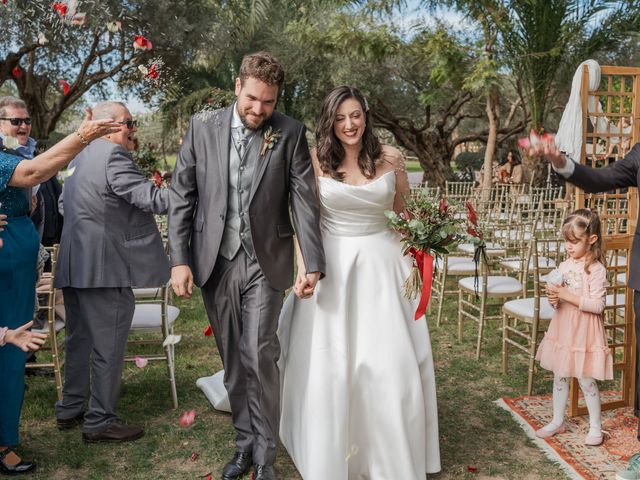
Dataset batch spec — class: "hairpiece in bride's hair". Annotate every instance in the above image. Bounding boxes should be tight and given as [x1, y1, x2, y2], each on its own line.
[363, 96, 370, 112]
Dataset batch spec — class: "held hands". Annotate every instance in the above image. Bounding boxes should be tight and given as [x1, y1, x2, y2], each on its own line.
[294, 271, 320, 299]
[5, 321, 48, 352]
[171, 265, 194, 299]
[76, 108, 121, 142]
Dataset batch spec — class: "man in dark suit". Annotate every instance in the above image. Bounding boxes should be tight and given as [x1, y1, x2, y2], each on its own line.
[543, 142, 640, 437]
[55, 101, 169, 443]
[169, 52, 325, 480]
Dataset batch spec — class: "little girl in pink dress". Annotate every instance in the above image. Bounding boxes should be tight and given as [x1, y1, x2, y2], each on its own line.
[535, 208, 613, 446]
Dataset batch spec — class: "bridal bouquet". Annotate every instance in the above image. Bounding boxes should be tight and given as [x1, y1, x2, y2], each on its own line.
[385, 194, 468, 320]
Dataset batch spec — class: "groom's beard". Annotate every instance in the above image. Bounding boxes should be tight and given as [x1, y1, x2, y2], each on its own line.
[238, 109, 270, 131]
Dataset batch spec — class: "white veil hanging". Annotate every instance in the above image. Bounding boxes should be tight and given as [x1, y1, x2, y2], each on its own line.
[555, 59, 631, 161]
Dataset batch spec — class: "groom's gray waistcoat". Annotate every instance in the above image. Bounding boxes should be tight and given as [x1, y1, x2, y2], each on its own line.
[218, 131, 259, 260]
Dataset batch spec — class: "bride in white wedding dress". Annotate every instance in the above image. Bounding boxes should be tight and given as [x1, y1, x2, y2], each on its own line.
[279, 85, 441, 480]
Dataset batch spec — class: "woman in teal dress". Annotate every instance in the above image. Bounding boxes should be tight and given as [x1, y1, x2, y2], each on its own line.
[0, 112, 118, 475]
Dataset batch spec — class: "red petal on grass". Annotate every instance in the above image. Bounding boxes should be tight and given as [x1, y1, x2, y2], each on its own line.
[179, 409, 196, 427]
[468, 466, 478, 473]
[190, 452, 199, 461]
[203, 325, 213, 337]
[58, 79, 70, 95]
[11, 66, 23, 79]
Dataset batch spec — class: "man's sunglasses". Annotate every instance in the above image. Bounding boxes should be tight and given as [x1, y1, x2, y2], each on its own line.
[116, 120, 138, 129]
[0, 117, 32, 126]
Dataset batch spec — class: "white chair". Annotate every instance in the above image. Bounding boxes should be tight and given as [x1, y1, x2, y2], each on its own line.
[501, 238, 564, 394]
[127, 284, 180, 408]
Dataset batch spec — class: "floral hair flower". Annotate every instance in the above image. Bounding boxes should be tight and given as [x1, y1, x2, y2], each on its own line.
[133, 35, 153, 51]
[11, 66, 23, 79]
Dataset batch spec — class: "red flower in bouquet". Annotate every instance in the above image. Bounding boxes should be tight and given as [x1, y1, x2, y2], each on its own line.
[386, 193, 467, 320]
[465, 201, 477, 226]
[467, 226, 483, 240]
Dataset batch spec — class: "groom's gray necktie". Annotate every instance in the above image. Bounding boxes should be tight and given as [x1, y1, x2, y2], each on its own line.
[234, 126, 250, 158]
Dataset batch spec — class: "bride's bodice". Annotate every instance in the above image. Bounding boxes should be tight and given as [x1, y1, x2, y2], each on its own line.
[318, 171, 395, 236]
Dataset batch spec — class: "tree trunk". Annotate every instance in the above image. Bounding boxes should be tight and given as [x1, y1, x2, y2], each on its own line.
[481, 86, 500, 201]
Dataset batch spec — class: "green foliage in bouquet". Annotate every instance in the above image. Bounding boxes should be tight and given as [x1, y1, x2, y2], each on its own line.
[384, 196, 466, 256]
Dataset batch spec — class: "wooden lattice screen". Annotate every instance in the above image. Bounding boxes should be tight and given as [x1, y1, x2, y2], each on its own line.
[569, 65, 639, 416]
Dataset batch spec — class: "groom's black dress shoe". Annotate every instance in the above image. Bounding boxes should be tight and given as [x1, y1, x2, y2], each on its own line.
[221, 451, 252, 480]
[253, 464, 276, 480]
[0, 448, 36, 475]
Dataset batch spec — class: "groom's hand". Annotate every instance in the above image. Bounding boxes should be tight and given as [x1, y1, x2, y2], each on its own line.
[171, 265, 194, 298]
[529, 137, 566, 170]
[294, 272, 320, 299]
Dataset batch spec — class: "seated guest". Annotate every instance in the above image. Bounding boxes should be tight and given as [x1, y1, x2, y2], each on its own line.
[55, 102, 170, 443]
[498, 149, 523, 184]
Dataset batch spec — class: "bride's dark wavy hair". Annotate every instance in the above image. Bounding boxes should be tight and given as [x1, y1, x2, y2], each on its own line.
[315, 85, 382, 181]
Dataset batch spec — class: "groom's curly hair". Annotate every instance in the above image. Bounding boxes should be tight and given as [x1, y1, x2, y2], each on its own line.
[239, 52, 285, 90]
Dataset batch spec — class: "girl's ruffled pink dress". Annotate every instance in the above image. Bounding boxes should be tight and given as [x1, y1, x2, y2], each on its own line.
[536, 257, 614, 380]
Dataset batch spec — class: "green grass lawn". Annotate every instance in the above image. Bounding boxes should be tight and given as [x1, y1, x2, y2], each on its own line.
[20, 287, 568, 479]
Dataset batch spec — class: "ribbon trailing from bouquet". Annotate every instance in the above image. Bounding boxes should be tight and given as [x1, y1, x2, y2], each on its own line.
[472, 244, 488, 299]
[409, 248, 434, 320]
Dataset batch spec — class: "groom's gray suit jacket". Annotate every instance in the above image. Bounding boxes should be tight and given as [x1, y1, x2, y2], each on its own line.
[55, 138, 169, 289]
[168, 106, 325, 290]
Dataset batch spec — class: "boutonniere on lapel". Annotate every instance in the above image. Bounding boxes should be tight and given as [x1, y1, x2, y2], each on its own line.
[260, 126, 282, 156]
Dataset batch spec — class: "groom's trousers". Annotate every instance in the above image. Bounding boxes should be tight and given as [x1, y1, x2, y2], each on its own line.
[202, 250, 284, 466]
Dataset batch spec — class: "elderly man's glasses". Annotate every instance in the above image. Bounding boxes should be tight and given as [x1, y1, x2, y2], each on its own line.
[0, 117, 32, 126]
[116, 120, 138, 129]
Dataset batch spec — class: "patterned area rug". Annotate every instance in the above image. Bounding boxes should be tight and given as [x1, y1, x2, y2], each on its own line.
[496, 392, 639, 479]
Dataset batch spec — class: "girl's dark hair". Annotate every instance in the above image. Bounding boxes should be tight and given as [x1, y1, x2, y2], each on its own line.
[561, 208, 605, 274]
[315, 85, 382, 181]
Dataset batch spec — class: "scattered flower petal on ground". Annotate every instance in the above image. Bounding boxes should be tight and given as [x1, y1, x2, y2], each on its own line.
[134, 356, 148, 368]
[179, 409, 196, 427]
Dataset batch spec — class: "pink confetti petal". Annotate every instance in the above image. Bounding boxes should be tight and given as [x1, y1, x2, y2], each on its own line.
[133, 35, 153, 51]
[517, 137, 530, 149]
[203, 325, 212, 337]
[190, 452, 199, 461]
[52, 2, 67, 17]
[134, 356, 148, 368]
[71, 12, 87, 26]
[179, 409, 196, 427]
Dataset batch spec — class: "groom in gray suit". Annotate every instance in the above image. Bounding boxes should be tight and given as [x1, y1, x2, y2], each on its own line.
[55, 101, 169, 443]
[169, 52, 325, 480]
